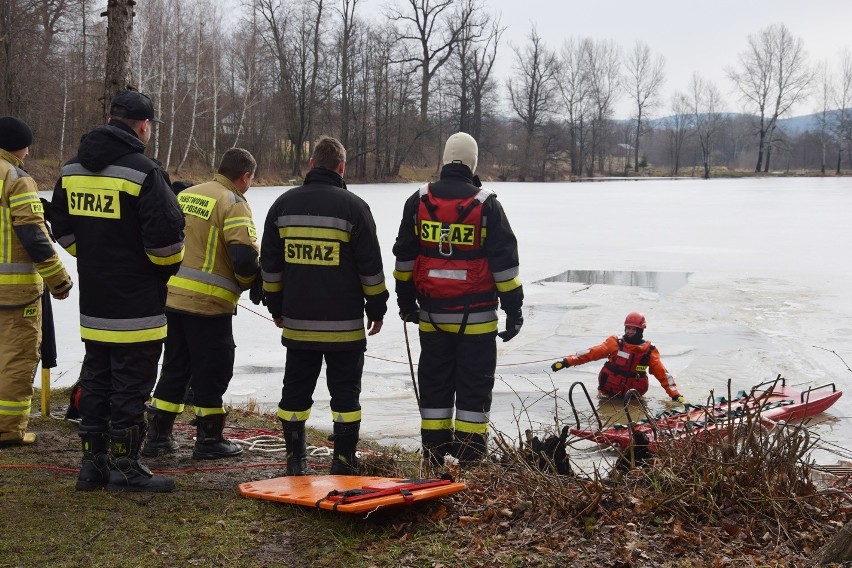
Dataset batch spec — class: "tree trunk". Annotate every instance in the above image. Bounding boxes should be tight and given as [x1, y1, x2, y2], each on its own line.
[633, 113, 641, 173]
[103, 0, 135, 120]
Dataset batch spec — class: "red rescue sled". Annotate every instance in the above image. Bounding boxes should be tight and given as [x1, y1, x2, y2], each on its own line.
[568, 376, 842, 452]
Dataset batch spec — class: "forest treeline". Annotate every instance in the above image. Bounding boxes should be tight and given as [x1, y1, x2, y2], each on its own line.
[2, 0, 851, 182]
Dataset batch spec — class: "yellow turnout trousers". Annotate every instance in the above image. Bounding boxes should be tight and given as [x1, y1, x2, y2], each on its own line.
[0, 298, 41, 443]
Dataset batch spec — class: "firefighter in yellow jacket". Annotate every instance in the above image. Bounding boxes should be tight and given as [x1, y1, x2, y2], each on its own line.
[551, 311, 683, 402]
[0, 117, 72, 446]
[143, 148, 259, 460]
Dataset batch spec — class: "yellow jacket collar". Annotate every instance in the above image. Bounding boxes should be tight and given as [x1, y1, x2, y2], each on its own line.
[0, 148, 24, 168]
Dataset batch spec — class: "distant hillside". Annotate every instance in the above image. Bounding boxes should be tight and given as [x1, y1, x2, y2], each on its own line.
[646, 109, 851, 135]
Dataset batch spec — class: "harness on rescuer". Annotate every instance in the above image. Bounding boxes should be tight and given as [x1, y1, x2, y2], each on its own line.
[599, 338, 656, 396]
[414, 183, 497, 333]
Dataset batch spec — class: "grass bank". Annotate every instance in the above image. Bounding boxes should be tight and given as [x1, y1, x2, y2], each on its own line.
[1, 387, 850, 567]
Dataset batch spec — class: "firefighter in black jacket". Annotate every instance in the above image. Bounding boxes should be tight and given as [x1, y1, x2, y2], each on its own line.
[261, 137, 388, 476]
[393, 132, 524, 469]
[51, 90, 185, 492]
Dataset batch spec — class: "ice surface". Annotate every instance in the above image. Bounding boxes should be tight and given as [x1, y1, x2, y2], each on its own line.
[43, 177, 852, 464]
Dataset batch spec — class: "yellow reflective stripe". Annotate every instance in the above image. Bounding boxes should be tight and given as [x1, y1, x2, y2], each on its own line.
[418, 321, 498, 334]
[455, 419, 489, 435]
[223, 217, 254, 230]
[169, 276, 240, 304]
[277, 408, 312, 422]
[480, 227, 487, 246]
[81, 325, 167, 343]
[393, 269, 413, 282]
[8, 192, 40, 207]
[63, 175, 143, 197]
[0, 273, 41, 284]
[195, 406, 226, 417]
[263, 281, 283, 293]
[281, 328, 365, 343]
[37, 259, 64, 278]
[279, 226, 350, 242]
[202, 225, 218, 272]
[66, 242, 77, 256]
[361, 281, 387, 296]
[332, 409, 362, 423]
[147, 249, 184, 266]
[495, 275, 522, 293]
[1, 206, 10, 262]
[150, 398, 185, 414]
[235, 273, 254, 287]
[421, 418, 454, 431]
[0, 399, 31, 416]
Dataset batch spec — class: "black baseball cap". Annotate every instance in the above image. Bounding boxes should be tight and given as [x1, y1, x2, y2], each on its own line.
[110, 90, 163, 123]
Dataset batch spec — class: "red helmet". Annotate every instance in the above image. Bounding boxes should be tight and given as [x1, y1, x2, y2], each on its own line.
[624, 311, 646, 329]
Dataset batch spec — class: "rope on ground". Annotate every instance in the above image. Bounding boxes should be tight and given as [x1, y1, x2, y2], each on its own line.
[237, 301, 558, 368]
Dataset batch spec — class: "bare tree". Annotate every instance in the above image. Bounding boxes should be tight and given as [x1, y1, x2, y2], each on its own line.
[833, 48, 852, 174]
[557, 38, 592, 177]
[337, 0, 360, 150]
[624, 41, 665, 173]
[666, 91, 692, 175]
[690, 73, 724, 179]
[255, 0, 326, 175]
[812, 60, 833, 175]
[466, 16, 502, 142]
[387, 0, 468, 123]
[176, 7, 205, 175]
[728, 23, 812, 173]
[582, 38, 621, 176]
[507, 26, 559, 180]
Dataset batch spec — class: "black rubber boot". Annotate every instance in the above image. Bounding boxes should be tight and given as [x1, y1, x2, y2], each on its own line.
[454, 431, 487, 467]
[282, 420, 311, 476]
[192, 414, 243, 460]
[329, 422, 360, 475]
[422, 429, 454, 471]
[75, 431, 110, 491]
[140, 408, 180, 457]
[106, 425, 176, 493]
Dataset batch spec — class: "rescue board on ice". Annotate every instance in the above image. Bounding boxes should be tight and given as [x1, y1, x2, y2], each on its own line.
[569, 376, 842, 452]
[238, 475, 466, 513]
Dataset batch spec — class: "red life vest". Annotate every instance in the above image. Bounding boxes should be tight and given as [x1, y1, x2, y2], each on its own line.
[598, 339, 656, 396]
[413, 184, 497, 311]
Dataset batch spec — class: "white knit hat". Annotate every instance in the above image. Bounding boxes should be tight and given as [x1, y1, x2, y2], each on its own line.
[442, 132, 478, 174]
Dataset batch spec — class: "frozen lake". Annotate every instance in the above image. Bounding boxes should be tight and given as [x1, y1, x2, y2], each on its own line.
[43, 176, 852, 466]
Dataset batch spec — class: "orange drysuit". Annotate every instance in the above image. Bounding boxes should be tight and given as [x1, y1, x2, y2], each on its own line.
[566, 335, 680, 399]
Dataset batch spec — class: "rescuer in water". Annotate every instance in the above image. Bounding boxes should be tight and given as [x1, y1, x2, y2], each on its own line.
[551, 311, 684, 402]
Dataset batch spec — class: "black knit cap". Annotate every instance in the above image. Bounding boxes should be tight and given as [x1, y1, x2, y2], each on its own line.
[0, 116, 34, 152]
[110, 89, 162, 123]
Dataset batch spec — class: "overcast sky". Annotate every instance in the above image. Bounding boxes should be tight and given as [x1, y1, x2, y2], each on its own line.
[224, 0, 852, 119]
[488, 0, 852, 117]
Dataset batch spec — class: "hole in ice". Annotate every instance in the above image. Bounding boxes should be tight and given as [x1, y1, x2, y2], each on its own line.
[536, 270, 691, 296]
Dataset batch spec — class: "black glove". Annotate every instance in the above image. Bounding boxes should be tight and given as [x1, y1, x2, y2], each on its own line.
[399, 306, 419, 324]
[551, 358, 569, 372]
[249, 270, 265, 305]
[497, 309, 523, 342]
